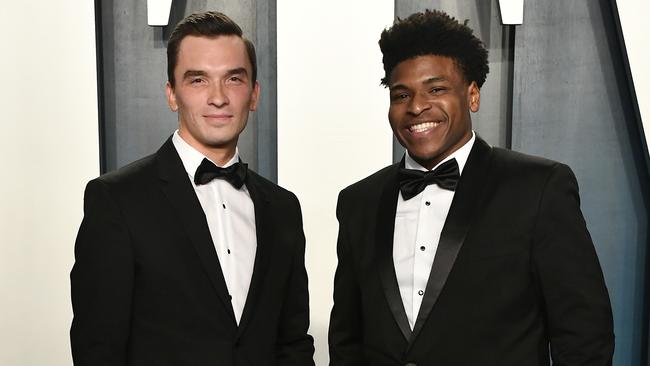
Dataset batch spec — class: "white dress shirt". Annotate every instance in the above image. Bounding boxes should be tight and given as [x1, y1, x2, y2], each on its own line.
[393, 132, 476, 329]
[172, 131, 257, 324]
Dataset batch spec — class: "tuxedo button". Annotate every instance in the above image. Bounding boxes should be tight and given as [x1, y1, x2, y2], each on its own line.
[420, 246, 425, 251]
[425, 201, 430, 206]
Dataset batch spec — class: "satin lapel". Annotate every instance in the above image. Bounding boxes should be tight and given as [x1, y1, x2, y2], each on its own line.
[236, 172, 272, 336]
[156, 138, 236, 324]
[377, 161, 412, 342]
[409, 137, 493, 346]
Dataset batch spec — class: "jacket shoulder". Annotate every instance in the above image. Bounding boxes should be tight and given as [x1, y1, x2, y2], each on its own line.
[339, 163, 398, 203]
[89, 153, 158, 196]
[488, 147, 578, 193]
[490, 147, 569, 176]
[492, 147, 560, 168]
[247, 169, 300, 205]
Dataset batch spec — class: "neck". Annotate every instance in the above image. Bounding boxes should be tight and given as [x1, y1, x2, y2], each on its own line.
[203, 148, 236, 166]
[178, 130, 237, 166]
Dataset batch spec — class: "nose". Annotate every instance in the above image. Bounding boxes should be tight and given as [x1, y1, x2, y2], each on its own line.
[207, 82, 229, 107]
[407, 92, 431, 116]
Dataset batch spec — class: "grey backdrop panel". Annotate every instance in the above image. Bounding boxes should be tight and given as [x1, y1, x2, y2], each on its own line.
[98, 0, 277, 181]
[511, 1, 648, 365]
[394, 0, 513, 162]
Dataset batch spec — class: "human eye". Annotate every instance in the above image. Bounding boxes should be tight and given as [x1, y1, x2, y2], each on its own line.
[390, 92, 409, 102]
[189, 77, 206, 85]
[227, 75, 245, 84]
[429, 86, 445, 94]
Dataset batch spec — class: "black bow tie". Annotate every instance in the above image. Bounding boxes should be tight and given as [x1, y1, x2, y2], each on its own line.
[194, 158, 247, 189]
[398, 158, 460, 200]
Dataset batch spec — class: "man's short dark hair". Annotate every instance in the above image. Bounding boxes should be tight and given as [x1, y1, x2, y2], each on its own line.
[167, 11, 257, 87]
[379, 9, 489, 87]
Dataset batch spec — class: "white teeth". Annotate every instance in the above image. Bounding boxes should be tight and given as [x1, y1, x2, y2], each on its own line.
[409, 121, 440, 133]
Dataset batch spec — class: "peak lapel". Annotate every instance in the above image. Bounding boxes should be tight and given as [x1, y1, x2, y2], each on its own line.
[236, 172, 273, 337]
[156, 138, 237, 325]
[377, 161, 412, 342]
[409, 137, 493, 346]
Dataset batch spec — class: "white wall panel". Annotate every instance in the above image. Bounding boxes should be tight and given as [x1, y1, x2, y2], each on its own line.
[277, 1, 394, 363]
[0, 1, 99, 365]
[616, 0, 650, 153]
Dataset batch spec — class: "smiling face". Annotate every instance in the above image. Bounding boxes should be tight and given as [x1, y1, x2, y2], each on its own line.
[166, 35, 259, 164]
[388, 55, 480, 170]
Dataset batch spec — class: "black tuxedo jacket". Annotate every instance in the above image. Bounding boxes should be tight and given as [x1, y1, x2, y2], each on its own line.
[329, 137, 613, 366]
[71, 138, 314, 366]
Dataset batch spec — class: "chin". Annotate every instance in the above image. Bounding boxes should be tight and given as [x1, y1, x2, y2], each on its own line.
[206, 140, 235, 149]
[409, 148, 442, 160]
[409, 149, 446, 166]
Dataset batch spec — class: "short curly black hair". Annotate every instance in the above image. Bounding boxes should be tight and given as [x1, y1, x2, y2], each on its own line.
[379, 9, 489, 87]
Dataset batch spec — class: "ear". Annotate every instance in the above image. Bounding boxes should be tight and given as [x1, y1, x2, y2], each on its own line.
[166, 81, 178, 112]
[467, 81, 480, 113]
[249, 81, 260, 111]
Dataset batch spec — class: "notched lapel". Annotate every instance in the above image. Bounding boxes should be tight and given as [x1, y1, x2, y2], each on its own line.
[156, 139, 237, 324]
[409, 137, 493, 345]
[236, 172, 274, 336]
[376, 162, 412, 342]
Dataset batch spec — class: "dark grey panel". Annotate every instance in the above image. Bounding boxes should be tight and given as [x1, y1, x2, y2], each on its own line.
[100, 0, 176, 170]
[99, 0, 277, 181]
[512, 1, 648, 364]
[393, 0, 512, 162]
[254, 0, 277, 181]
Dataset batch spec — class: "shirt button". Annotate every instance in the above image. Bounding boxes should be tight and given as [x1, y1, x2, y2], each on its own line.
[227, 249, 231, 254]
[222, 203, 226, 209]
[418, 290, 424, 296]
[425, 201, 431, 206]
[420, 246, 426, 251]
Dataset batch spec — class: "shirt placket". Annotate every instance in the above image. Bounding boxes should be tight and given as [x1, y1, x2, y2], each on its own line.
[211, 182, 232, 287]
[412, 187, 437, 319]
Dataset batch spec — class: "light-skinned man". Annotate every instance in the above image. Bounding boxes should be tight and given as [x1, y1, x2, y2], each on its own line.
[71, 11, 314, 366]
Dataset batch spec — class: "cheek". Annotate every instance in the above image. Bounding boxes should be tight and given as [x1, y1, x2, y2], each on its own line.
[230, 86, 254, 103]
[434, 100, 461, 122]
[387, 106, 402, 125]
[387, 116, 399, 133]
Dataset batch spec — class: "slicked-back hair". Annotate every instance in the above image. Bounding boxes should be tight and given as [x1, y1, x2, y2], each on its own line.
[167, 11, 257, 87]
[379, 9, 489, 88]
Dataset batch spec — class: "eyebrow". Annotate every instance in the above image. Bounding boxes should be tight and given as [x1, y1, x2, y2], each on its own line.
[225, 67, 249, 78]
[390, 76, 447, 91]
[182, 70, 207, 80]
[182, 67, 249, 80]
[423, 76, 447, 84]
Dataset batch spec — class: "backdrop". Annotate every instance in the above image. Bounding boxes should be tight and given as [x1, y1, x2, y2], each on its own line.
[1, 1, 647, 365]
[95, 1, 650, 365]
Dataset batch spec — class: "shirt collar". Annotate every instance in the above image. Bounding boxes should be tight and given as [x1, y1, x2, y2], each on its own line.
[172, 130, 240, 181]
[404, 131, 476, 174]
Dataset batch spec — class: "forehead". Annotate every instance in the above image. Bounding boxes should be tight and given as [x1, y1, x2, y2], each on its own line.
[175, 35, 250, 72]
[389, 55, 464, 86]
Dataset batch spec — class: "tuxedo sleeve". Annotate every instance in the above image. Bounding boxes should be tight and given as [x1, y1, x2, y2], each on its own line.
[328, 191, 368, 366]
[276, 193, 315, 366]
[70, 179, 134, 366]
[532, 164, 614, 365]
